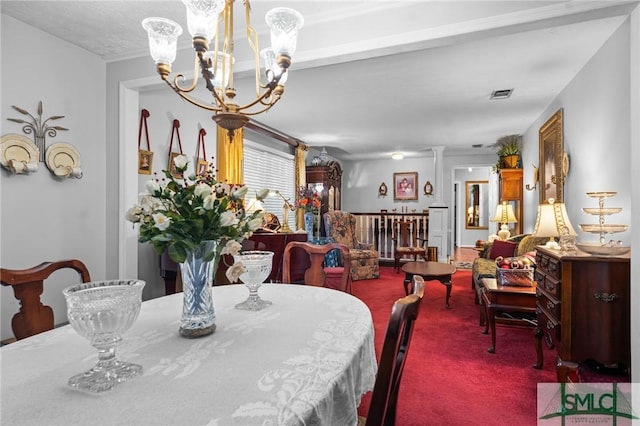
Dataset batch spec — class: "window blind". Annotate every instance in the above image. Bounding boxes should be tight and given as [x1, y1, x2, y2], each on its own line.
[243, 140, 296, 230]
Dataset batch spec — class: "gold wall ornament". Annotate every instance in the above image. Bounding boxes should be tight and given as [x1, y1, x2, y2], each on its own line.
[525, 164, 538, 191]
[378, 182, 388, 196]
[423, 181, 433, 195]
[6, 101, 68, 162]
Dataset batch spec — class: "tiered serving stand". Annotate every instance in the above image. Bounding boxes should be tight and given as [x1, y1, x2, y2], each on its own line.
[577, 191, 630, 256]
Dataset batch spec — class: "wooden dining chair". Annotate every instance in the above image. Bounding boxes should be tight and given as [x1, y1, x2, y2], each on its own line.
[0, 259, 91, 341]
[392, 220, 427, 272]
[282, 241, 352, 293]
[360, 276, 425, 426]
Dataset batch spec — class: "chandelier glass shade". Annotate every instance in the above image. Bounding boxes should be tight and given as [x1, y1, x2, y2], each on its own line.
[142, 0, 303, 135]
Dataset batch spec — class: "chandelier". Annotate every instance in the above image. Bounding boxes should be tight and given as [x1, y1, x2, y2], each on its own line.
[142, 0, 303, 138]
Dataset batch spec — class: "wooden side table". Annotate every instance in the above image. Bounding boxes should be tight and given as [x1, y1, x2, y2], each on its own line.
[480, 278, 537, 354]
[401, 261, 456, 308]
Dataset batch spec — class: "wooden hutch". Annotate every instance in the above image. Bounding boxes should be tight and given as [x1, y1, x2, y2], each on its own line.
[498, 168, 523, 235]
[306, 161, 342, 235]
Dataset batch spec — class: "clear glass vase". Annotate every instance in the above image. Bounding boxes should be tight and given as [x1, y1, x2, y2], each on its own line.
[179, 240, 218, 338]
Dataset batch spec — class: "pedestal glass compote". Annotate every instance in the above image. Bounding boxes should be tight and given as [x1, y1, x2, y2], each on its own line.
[63, 279, 145, 393]
[233, 251, 274, 311]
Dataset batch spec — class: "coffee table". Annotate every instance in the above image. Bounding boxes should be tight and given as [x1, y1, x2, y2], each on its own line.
[401, 261, 456, 308]
[480, 278, 537, 354]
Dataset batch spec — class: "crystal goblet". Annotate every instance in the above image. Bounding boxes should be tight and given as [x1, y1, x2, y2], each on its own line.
[233, 251, 274, 311]
[63, 279, 145, 393]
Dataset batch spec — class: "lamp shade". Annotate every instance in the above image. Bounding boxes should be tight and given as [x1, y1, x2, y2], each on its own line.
[182, 0, 224, 41]
[491, 201, 518, 224]
[532, 200, 577, 239]
[142, 17, 183, 65]
[265, 8, 304, 57]
[246, 198, 264, 214]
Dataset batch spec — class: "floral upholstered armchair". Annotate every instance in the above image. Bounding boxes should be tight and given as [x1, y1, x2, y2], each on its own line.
[324, 211, 380, 281]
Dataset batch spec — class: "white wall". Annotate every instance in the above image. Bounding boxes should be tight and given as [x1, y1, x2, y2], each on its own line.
[520, 18, 632, 245]
[341, 152, 495, 256]
[519, 16, 638, 380]
[453, 166, 493, 247]
[1, 15, 107, 340]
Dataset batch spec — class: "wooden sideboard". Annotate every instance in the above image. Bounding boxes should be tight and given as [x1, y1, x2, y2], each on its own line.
[533, 246, 630, 377]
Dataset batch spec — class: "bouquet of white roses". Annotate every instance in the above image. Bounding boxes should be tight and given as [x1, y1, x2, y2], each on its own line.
[126, 155, 268, 266]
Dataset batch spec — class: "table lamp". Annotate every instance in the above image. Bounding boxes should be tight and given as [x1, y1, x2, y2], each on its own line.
[532, 198, 577, 249]
[245, 197, 264, 214]
[490, 201, 518, 241]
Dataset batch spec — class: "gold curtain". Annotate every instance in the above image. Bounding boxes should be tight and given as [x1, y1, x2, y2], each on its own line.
[294, 145, 308, 230]
[216, 127, 244, 184]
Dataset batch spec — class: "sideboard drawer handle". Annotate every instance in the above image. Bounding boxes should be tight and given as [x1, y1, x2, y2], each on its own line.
[546, 301, 554, 310]
[546, 321, 554, 330]
[594, 292, 617, 303]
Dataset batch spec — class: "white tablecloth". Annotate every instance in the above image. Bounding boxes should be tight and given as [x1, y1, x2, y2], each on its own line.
[0, 284, 377, 426]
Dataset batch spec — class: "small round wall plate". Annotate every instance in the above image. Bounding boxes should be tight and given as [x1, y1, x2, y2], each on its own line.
[0, 133, 39, 170]
[45, 142, 80, 176]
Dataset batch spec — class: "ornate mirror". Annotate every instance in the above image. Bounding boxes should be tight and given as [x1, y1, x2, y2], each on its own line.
[465, 180, 489, 229]
[539, 109, 564, 204]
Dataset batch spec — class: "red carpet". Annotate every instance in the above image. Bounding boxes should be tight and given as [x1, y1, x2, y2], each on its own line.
[352, 267, 556, 425]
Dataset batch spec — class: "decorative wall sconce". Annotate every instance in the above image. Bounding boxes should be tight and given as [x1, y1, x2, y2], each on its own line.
[525, 165, 538, 191]
[7, 101, 68, 163]
[3, 101, 82, 179]
[378, 182, 388, 196]
[423, 180, 433, 195]
[551, 152, 570, 184]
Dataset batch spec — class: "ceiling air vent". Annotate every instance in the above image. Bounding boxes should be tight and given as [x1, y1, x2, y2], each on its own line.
[490, 89, 513, 100]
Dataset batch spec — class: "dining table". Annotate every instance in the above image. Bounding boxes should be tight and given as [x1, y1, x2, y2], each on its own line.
[0, 283, 377, 426]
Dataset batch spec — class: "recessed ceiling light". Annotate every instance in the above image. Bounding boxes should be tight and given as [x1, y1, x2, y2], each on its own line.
[490, 89, 514, 100]
[391, 152, 403, 160]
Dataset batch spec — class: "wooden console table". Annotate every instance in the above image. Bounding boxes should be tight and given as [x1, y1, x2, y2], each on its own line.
[481, 278, 537, 354]
[532, 246, 630, 378]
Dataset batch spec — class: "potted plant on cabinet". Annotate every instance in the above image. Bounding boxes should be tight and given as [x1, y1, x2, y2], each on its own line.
[496, 134, 522, 169]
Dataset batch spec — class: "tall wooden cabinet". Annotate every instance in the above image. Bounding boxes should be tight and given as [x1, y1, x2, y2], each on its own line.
[306, 161, 342, 235]
[533, 246, 631, 377]
[498, 168, 523, 235]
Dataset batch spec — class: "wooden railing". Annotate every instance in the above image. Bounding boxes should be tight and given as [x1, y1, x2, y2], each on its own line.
[351, 212, 429, 261]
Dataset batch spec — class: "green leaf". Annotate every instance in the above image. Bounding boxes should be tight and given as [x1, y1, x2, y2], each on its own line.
[168, 244, 187, 263]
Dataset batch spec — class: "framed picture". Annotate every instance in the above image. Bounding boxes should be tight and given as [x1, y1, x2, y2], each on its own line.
[138, 150, 153, 175]
[393, 172, 418, 200]
[196, 159, 208, 177]
[538, 109, 564, 204]
[168, 152, 183, 178]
